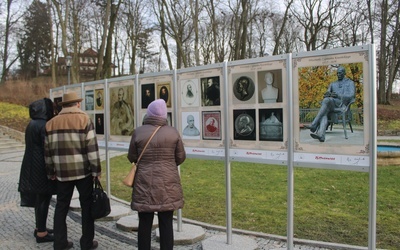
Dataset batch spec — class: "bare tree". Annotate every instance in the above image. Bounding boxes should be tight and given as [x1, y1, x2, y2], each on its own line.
[122, 0, 148, 74]
[272, 0, 295, 55]
[203, 0, 225, 63]
[190, 0, 201, 66]
[70, 0, 87, 83]
[227, 0, 251, 60]
[160, 0, 194, 69]
[47, 0, 57, 85]
[291, 0, 343, 51]
[334, 1, 370, 47]
[51, 0, 71, 84]
[102, 0, 122, 78]
[1, 0, 22, 84]
[379, 0, 400, 104]
[152, 0, 174, 70]
[93, 0, 110, 80]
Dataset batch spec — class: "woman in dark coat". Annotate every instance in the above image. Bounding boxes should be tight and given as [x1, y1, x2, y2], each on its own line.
[18, 98, 56, 243]
[128, 99, 186, 250]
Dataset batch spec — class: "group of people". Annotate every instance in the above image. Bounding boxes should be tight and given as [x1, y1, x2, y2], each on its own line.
[16, 65, 352, 249]
[18, 92, 185, 250]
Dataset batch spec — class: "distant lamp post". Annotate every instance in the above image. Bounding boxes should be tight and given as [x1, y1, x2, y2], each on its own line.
[66, 55, 72, 85]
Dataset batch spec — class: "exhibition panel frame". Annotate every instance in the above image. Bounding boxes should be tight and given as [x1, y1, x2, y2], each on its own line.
[49, 45, 377, 249]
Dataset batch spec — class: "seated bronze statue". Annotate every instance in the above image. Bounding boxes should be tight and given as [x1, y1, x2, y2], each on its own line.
[304, 66, 355, 142]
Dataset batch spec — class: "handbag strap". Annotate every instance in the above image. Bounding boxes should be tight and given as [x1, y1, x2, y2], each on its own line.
[136, 126, 161, 165]
[94, 177, 103, 190]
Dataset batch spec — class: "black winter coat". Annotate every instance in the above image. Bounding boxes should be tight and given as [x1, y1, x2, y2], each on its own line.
[18, 98, 56, 195]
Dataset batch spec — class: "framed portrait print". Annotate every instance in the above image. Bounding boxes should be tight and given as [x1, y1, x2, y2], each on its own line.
[202, 111, 221, 140]
[95, 89, 104, 110]
[181, 79, 200, 107]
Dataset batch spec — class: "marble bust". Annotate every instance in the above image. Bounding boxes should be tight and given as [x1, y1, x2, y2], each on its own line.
[261, 72, 278, 103]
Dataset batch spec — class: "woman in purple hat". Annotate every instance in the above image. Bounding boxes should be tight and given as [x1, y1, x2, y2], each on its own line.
[128, 99, 186, 250]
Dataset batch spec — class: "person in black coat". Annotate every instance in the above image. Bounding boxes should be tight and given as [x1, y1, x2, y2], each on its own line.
[18, 98, 56, 243]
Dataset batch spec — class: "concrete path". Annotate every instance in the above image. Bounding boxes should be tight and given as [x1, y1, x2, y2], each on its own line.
[0, 131, 371, 250]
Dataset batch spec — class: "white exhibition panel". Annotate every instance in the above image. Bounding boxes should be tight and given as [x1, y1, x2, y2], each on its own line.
[50, 45, 377, 249]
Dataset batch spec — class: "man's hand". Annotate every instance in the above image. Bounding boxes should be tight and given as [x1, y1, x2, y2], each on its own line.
[323, 91, 338, 98]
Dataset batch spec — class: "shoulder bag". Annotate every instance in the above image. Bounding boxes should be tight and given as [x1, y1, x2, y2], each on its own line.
[122, 126, 161, 187]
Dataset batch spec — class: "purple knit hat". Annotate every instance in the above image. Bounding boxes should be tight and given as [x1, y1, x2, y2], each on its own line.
[147, 99, 167, 119]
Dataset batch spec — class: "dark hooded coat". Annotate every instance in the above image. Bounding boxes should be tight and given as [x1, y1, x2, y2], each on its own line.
[18, 98, 56, 200]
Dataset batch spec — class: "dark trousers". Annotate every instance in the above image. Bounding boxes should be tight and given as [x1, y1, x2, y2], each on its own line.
[138, 211, 174, 250]
[53, 176, 94, 250]
[35, 193, 52, 232]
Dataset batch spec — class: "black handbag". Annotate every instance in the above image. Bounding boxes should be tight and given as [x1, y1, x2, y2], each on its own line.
[91, 178, 111, 219]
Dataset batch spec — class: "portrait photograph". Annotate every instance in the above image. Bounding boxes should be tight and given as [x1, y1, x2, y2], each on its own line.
[257, 69, 283, 103]
[182, 111, 201, 140]
[167, 112, 172, 126]
[202, 111, 221, 140]
[53, 96, 62, 114]
[95, 113, 104, 135]
[85, 90, 94, 111]
[232, 75, 255, 102]
[109, 85, 135, 136]
[141, 83, 155, 109]
[259, 108, 283, 141]
[157, 83, 171, 107]
[233, 109, 256, 141]
[201, 76, 220, 106]
[181, 79, 200, 107]
[95, 89, 104, 110]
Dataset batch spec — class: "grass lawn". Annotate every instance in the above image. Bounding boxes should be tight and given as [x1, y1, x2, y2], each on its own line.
[104, 156, 400, 250]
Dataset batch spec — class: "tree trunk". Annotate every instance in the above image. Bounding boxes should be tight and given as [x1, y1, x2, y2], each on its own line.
[95, 0, 111, 80]
[272, 0, 294, 55]
[52, 0, 70, 85]
[191, 0, 200, 66]
[378, 0, 388, 104]
[47, 0, 57, 86]
[158, 0, 173, 70]
[103, 1, 122, 78]
[1, 0, 17, 84]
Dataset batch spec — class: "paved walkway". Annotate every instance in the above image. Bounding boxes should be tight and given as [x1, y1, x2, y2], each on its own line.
[0, 131, 372, 250]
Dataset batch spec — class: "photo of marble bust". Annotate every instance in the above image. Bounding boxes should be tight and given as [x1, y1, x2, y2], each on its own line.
[261, 72, 278, 103]
[182, 112, 201, 140]
[258, 69, 283, 103]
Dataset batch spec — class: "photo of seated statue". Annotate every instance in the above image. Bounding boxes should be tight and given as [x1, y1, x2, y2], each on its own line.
[304, 66, 355, 142]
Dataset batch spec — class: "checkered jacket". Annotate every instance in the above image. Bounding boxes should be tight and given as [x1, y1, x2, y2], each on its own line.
[45, 106, 101, 181]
